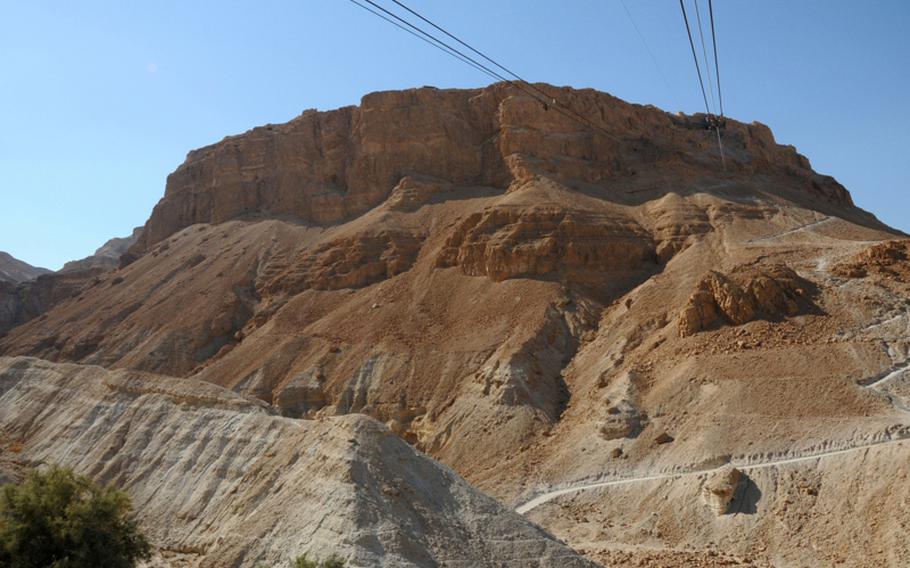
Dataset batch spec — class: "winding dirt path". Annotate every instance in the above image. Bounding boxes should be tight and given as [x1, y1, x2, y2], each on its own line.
[517, 340, 910, 514]
[515, 435, 908, 514]
[747, 216, 834, 244]
[860, 360, 910, 388]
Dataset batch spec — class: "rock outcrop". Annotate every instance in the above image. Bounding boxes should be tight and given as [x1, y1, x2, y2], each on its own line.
[436, 204, 657, 288]
[0, 268, 104, 334]
[0, 230, 142, 334]
[833, 239, 910, 282]
[702, 467, 745, 515]
[678, 265, 816, 336]
[0, 251, 50, 284]
[596, 370, 645, 440]
[262, 229, 423, 297]
[386, 174, 453, 212]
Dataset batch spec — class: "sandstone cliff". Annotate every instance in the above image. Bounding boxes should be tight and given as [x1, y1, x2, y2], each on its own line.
[125, 84, 865, 260]
[2, 84, 908, 566]
[0, 268, 105, 334]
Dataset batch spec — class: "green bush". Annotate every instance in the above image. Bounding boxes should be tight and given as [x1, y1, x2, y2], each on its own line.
[0, 466, 150, 568]
[291, 553, 345, 568]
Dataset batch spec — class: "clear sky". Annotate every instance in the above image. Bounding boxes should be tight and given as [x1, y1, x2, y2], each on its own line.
[2, 1, 908, 270]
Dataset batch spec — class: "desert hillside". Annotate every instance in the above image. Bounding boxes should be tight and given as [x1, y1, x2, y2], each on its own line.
[0, 356, 600, 568]
[0, 228, 140, 334]
[0, 251, 49, 284]
[1, 84, 908, 567]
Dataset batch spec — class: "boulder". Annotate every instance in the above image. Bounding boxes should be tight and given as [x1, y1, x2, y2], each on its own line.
[702, 466, 744, 515]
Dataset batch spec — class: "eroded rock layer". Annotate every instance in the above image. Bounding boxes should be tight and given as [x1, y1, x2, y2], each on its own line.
[0, 356, 598, 568]
[1, 84, 908, 566]
[126, 85, 861, 260]
[678, 264, 816, 336]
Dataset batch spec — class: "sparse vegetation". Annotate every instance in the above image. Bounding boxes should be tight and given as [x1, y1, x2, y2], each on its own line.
[0, 466, 150, 568]
[291, 552, 346, 568]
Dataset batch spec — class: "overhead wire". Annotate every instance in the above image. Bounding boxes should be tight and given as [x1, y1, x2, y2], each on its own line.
[708, 0, 724, 116]
[389, 0, 526, 85]
[678, 0, 711, 115]
[617, 0, 679, 110]
[692, 0, 717, 114]
[706, 0, 726, 169]
[347, 0, 498, 81]
[679, 0, 726, 170]
[713, 122, 726, 168]
[388, 0, 621, 139]
[350, 0, 621, 141]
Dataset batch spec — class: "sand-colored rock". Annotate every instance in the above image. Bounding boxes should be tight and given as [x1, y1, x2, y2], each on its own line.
[0, 268, 105, 334]
[678, 265, 815, 336]
[596, 370, 645, 440]
[436, 203, 657, 288]
[702, 466, 744, 515]
[833, 238, 910, 282]
[2, 84, 910, 566]
[0, 356, 599, 568]
[125, 84, 861, 260]
[262, 229, 423, 296]
[0, 230, 141, 334]
[386, 174, 453, 212]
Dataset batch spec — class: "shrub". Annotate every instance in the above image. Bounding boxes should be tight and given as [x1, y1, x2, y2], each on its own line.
[0, 466, 150, 568]
[321, 556, 345, 568]
[291, 553, 345, 568]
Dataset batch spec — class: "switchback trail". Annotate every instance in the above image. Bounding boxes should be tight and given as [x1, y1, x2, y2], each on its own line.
[515, 434, 909, 514]
[746, 216, 834, 244]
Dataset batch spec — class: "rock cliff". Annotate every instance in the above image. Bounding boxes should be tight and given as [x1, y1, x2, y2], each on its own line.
[126, 85, 862, 261]
[0, 268, 105, 334]
[2, 83, 908, 566]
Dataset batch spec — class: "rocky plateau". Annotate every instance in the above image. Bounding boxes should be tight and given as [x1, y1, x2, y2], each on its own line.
[1, 83, 908, 567]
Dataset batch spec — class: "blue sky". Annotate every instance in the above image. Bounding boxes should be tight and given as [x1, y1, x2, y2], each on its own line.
[2, 1, 907, 269]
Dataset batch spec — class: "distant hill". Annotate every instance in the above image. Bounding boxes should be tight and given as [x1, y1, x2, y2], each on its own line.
[0, 251, 50, 284]
[0, 228, 140, 334]
[60, 227, 142, 273]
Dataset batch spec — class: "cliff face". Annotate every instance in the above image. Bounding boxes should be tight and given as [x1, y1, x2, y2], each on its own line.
[0, 268, 104, 334]
[2, 84, 908, 567]
[127, 84, 858, 260]
[127, 88, 508, 258]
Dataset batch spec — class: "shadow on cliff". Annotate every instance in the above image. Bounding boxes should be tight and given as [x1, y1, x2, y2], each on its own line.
[730, 471, 761, 515]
